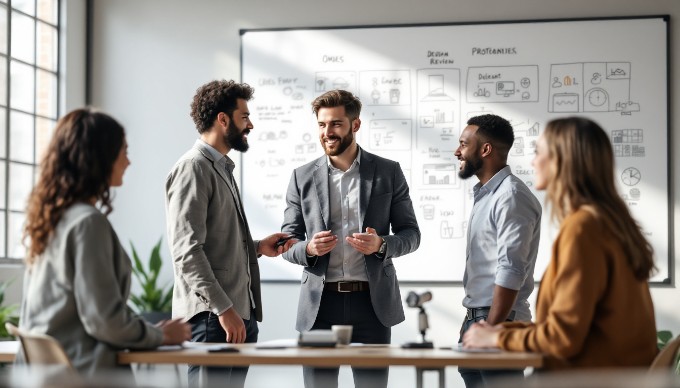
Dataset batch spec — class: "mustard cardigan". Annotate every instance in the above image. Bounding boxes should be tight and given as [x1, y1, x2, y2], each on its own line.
[497, 208, 657, 370]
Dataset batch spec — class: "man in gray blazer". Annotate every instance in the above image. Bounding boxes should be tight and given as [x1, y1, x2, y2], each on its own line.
[166, 80, 293, 388]
[281, 89, 421, 388]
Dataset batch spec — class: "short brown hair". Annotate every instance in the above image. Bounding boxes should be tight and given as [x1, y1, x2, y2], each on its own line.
[311, 89, 361, 121]
[190, 80, 254, 133]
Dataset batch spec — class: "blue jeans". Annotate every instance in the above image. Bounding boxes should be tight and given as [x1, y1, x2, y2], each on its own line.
[458, 311, 524, 388]
[187, 310, 259, 388]
[303, 290, 390, 388]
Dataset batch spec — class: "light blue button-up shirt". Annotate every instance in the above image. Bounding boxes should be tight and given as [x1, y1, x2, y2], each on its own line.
[462, 165, 542, 322]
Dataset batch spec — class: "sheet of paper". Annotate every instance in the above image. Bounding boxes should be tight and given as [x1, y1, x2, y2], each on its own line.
[255, 339, 298, 349]
[181, 341, 238, 351]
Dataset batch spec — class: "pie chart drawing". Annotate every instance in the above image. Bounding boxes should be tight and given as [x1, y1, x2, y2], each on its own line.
[621, 167, 641, 186]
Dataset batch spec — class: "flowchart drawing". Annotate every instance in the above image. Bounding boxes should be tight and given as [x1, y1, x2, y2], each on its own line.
[315, 71, 357, 94]
[416, 68, 461, 149]
[359, 70, 411, 106]
[466, 65, 539, 103]
[548, 62, 639, 114]
[369, 119, 412, 151]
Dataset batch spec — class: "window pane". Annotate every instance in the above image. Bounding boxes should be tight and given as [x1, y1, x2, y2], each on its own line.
[9, 162, 32, 211]
[0, 210, 5, 258]
[0, 5, 7, 54]
[35, 117, 52, 161]
[10, 60, 35, 113]
[37, 0, 57, 25]
[10, 110, 34, 163]
[10, 11, 35, 64]
[36, 69, 56, 118]
[8, 211, 25, 259]
[0, 108, 6, 158]
[0, 57, 6, 106]
[37, 21, 56, 71]
[11, 0, 35, 16]
[0, 161, 5, 208]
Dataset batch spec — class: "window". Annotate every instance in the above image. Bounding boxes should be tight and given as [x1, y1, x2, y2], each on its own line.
[0, 0, 60, 263]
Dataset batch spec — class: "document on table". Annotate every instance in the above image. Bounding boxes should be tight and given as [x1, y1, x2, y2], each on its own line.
[255, 339, 298, 349]
[156, 345, 183, 351]
[180, 341, 239, 351]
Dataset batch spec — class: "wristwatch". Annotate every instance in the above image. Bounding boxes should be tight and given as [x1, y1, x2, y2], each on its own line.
[377, 238, 387, 255]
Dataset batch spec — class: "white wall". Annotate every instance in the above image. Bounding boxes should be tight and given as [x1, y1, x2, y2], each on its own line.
[3, 1, 679, 387]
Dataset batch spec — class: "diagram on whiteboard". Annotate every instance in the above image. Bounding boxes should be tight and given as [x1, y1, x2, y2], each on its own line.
[466, 65, 539, 103]
[416, 68, 461, 150]
[549, 62, 641, 115]
[241, 17, 669, 283]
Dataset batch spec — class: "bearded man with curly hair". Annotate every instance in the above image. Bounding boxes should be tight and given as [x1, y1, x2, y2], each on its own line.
[165, 80, 293, 388]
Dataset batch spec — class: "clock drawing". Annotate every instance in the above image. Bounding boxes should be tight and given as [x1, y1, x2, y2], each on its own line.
[621, 167, 641, 186]
[588, 88, 608, 107]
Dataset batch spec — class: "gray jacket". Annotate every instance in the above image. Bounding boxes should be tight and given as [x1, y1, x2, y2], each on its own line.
[17, 203, 162, 376]
[166, 142, 262, 322]
[282, 148, 420, 331]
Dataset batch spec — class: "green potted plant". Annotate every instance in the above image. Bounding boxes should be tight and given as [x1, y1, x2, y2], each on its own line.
[0, 279, 19, 340]
[129, 237, 173, 324]
[657, 330, 680, 374]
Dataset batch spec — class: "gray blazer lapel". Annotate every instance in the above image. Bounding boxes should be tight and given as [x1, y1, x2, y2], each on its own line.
[312, 158, 330, 230]
[359, 150, 375, 227]
[196, 145, 247, 222]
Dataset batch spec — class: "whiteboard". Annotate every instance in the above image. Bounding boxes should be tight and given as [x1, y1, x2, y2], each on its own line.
[240, 16, 670, 284]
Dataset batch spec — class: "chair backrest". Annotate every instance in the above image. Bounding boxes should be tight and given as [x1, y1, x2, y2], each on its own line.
[4, 322, 74, 370]
[650, 335, 680, 371]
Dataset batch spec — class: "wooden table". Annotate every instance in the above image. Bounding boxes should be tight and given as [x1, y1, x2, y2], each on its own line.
[0, 341, 19, 363]
[119, 343, 542, 388]
[2, 340, 542, 387]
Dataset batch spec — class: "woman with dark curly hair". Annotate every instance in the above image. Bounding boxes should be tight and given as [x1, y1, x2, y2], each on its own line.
[17, 108, 190, 376]
[462, 117, 657, 371]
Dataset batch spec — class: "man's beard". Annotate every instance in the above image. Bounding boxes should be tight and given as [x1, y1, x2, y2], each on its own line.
[225, 118, 249, 152]
[458, 152, 483, 179]
[321, 131, 353, 156]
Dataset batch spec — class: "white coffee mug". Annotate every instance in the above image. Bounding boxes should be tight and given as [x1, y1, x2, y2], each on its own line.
[331, 325, 353, 345]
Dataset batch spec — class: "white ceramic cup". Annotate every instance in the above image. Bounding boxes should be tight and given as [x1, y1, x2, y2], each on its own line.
[331, 325, 353, 345]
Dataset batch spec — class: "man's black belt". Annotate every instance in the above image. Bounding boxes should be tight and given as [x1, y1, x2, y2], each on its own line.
[466, 307, 516, 321]
[324, 281, 370, 293]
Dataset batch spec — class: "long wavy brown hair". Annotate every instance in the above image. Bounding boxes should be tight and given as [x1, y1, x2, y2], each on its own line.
[543, 117, 655, 280]
[23, 108, 125, 264]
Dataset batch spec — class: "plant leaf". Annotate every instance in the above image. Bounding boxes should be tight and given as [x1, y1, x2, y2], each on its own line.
[149, 238, 163, 275]
[130, 242, 149, 284]
[658, 330, 673, 346]
[128, 236, 172, 313]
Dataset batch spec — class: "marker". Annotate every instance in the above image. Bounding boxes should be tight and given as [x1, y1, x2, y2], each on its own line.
[275, 235, 295, 247]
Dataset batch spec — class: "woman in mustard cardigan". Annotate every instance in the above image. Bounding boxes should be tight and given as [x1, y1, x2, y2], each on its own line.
[462, 117, 658, 370]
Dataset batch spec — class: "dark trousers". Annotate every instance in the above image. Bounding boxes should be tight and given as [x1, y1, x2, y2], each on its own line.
[458, 312, 524, 388]
[303, 289, 390, 388]
[187, 311, 259, 388]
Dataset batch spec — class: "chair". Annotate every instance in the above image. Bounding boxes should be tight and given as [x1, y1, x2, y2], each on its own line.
[4, 322, 74, 370]
[649, 334, 680, 371]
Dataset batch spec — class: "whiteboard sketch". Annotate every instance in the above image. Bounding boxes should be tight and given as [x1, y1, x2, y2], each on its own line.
[241, 16, 669, 283]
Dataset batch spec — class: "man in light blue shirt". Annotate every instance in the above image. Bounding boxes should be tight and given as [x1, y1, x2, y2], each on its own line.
[455, 114, 542, 388]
